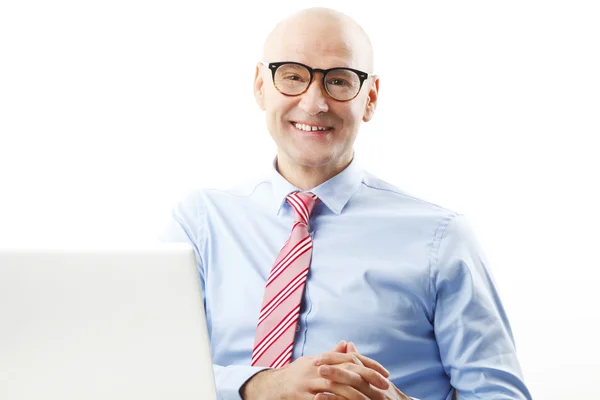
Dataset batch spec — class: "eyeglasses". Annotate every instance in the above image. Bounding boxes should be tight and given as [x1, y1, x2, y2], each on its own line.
[260, 61, 373, 102]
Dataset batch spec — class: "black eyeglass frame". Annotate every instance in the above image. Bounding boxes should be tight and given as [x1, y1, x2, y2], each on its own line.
[260, 61, 373, 102]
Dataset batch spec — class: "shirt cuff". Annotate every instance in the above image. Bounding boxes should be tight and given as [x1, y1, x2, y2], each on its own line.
[215, 365, 270, 400]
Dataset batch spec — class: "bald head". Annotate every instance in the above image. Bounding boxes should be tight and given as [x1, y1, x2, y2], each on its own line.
[262, 7, 374, 73]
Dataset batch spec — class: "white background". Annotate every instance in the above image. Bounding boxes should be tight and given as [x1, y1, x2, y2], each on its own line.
[1, 1, 599, 398]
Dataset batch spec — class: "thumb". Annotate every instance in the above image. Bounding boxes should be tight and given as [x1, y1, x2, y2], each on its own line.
[332, 340, 347, 353]
[347, 342, 358, 353]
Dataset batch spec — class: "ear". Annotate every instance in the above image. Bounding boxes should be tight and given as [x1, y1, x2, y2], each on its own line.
[362, 75, 380, 122]
[254, 64, 266, 111]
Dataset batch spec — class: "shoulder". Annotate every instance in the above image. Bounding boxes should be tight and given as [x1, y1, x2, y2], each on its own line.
[357, 172, 489, 283]
[359, 170, 459, 219]
[173, 174, 273, 212]
[354, 171, 467, 266]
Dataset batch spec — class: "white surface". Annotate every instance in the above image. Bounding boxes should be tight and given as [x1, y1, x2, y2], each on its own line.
[0, 1, 599, 398]
[0, 245, 217, 400]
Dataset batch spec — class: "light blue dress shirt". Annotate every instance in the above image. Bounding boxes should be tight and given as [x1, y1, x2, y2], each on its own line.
[160, 157, 531, 400]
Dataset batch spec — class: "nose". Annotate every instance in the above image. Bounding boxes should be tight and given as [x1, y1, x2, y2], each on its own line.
[298, 74, 329, 115]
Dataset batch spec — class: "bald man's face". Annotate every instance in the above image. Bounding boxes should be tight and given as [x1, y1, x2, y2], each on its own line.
[254, 17, 378, 172]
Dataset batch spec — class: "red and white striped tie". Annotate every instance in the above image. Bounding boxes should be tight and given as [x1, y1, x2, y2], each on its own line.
[251, 191, 319, 368]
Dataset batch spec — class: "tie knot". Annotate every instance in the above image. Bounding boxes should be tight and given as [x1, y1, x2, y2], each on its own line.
[286, 192, 319, 224]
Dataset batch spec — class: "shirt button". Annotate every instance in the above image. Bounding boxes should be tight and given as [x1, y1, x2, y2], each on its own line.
[295, 324, 301, 332]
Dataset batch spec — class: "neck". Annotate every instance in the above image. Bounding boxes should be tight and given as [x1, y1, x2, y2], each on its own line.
[276, 153, 353, 190]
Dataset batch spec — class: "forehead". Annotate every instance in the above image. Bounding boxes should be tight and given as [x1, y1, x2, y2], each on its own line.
[267, 21, 368, 71]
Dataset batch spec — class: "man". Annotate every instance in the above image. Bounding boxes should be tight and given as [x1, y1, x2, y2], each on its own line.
[160, 7, 532, 400]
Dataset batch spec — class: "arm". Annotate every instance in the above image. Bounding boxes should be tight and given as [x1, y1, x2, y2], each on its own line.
[158, 194, 269, 400]
[432, 214, 532, 399]
[215, 365, 270, 400]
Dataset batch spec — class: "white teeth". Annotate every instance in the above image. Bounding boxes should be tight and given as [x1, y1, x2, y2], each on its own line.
[294, 123, 329, 132]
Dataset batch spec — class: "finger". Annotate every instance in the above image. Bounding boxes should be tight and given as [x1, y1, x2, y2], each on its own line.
[313, 378, 370, 400]
[314, 394, 345, 400]
[316, 367, 378, 399]
[331, 340, 347, 353]
[319, 363, 389, 391]
[315, 352, 358, 368]
[353, 353, 389, 378]
[346, 342, 358, 353]
[346, 363, 389, 390]
[351, 355, 364, 366]
[315, 352, 389, 378]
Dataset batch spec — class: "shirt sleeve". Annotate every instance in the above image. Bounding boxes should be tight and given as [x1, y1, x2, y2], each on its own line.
[158, 192, 269, 400]
[213, 365, 270, 400]
[431, 214, 532, 399]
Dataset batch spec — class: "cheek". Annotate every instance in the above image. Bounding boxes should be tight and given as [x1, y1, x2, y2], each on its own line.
[264, 100, 296, 136]
[334, 104, 364, 130]
[266, 99, 296, 123]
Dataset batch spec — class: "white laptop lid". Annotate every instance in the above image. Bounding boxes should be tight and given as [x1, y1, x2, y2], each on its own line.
[0, 244, 217, 400]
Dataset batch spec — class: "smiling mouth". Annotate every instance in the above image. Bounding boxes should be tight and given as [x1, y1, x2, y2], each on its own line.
[290, 121, 333, 132]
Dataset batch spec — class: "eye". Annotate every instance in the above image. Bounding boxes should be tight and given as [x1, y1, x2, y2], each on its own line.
[283, 74, 306, 82]
[327, 78, 351, 87]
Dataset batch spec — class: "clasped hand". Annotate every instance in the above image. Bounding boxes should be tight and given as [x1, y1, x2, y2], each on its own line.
[243, 340, 410, 400]
[312, 341, 410, 400]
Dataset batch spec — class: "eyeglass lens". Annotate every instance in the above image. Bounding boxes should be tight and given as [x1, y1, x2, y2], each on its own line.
[273, 63, 362, 101]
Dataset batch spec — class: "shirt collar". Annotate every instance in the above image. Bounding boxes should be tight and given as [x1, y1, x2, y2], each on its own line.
[269, 155, 364, 216]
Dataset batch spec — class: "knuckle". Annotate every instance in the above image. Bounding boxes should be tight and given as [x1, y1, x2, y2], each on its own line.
[373, 390, 386, 400]
[366, 369, 378, 381]
[351, 355, 363, 365]
[343, 361, 355, 370]
[351, 372, 363, 385]
[325, 366, 337, 378]
[325, 366, 341, 379]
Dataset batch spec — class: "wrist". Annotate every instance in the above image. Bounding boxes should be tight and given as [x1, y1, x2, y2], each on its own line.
[391, 382, 411, 400]
[240, 368, 275, 400]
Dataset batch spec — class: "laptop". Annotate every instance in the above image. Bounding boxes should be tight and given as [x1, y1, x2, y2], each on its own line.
[0, 244, 218, 400]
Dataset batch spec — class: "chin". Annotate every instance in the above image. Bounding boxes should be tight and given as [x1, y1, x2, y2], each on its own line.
[291, 152, 337, 167]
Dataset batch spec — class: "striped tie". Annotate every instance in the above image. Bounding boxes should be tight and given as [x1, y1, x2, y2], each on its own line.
[251, 191, 319, 368]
